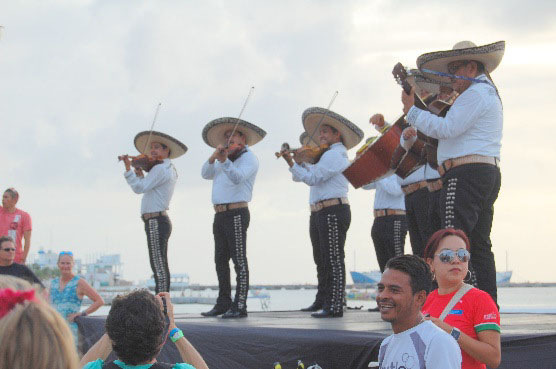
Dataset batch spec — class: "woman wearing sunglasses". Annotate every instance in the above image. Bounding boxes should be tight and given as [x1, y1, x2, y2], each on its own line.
[422, 229, 501, 369]
[49, 251, 104, 348]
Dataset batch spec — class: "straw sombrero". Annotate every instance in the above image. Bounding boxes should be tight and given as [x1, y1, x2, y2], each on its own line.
[302, 107, 364, 150]
[417, 41, 505, 83]
[407, 69, 452, 96]
[299, 131, 318, 147]
[134, 131, 187, 159]
[202, 117, 266, 148]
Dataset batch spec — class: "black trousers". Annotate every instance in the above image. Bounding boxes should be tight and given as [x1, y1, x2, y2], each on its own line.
[309, 211, 326, 306]
[309, 204, 351, 314]
[404, 188, 429, 257]
[440, 163, 501, 303]
[143, 215, 172, 294]
[371, 214, 408, 272]
[427, 187, 442, 242]
[213, 207, 250, 312]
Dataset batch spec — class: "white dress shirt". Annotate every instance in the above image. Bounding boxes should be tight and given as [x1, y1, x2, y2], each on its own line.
[363, 174, 405, 210]
[289, 142, 350, 205]
[201, 146, 259, 205]
[406, 74, 503, 163]
[125, 158, 177, 215]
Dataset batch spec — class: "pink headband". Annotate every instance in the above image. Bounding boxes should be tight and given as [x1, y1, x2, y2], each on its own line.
[0, 288, 38, 319]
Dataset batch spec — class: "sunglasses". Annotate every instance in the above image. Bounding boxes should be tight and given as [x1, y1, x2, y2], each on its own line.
[59, 251, 73, 256]
[1, 247, 16, 252]
[436, 248, 470, 263]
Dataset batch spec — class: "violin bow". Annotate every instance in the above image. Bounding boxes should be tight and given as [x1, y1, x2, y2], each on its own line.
[142, 102, 162, 153]
[306, 91, 339, 145]
[226, 86, 255, 148]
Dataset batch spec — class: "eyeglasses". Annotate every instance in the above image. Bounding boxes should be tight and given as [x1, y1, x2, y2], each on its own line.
[447, 61, 469, 74]
[1, 247, 16, 252]
[59, 251, 73, 256]
[436, 248, 470, 263]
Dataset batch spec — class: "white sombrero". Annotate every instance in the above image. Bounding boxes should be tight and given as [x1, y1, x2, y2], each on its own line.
[417, 40, 505, 83]
[302, 107, 364, 150]
[202, 117, 266, 148]
[407, 69, 452, 96]
[299, 131, 318, 147]
[134, 131, 187, 159]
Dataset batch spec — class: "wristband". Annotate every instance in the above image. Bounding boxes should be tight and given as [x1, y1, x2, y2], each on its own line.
[169, 328, 179, 337]
[170, 328, 184, 343]
[81, 311, 88, 317]
[450, 327, 461, 342]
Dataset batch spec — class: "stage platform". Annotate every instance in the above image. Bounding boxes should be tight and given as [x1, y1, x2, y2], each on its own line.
[78, 311, 556, 369]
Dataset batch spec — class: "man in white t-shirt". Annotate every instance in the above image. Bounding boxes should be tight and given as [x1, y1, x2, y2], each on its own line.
[375, 255, 461, 369]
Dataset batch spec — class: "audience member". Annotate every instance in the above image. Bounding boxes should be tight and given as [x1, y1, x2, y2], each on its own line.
[0, 188, 32, 264]
[376, 254, 461, 368]
[0, 236, 44, 288]
[50, 251, 104, 346]
[81, 289, 209, 369]
[422, 228, 501, 369]
[0, 287, 80, 369]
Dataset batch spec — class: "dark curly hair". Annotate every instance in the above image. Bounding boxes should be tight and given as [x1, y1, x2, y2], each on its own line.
[385, 255, 432, 296]
[423, 228, 470, 261]
[105, 289, 165, 365]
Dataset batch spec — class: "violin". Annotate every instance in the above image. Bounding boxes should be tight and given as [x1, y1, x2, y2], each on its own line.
[118, 154, 163, 172]
[218, 143, 246, 162]
[275, 142, 329, 165]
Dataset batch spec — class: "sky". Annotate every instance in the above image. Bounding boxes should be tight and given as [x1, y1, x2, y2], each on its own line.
[1, 0, 555, 285]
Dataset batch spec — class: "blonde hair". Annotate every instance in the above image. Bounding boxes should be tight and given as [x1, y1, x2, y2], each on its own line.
[0, 297, 79, 369]
[0, 275, 45, 297]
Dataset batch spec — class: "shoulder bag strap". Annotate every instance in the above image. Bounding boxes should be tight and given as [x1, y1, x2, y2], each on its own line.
[438, 283, 473, 321]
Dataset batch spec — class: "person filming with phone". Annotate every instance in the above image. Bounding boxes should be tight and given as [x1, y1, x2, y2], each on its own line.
[80, 289, 209, 369]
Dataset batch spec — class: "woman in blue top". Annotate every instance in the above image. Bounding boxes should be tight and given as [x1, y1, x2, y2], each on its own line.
[49, 251, 104, 344]
[80, 290, 208, 369]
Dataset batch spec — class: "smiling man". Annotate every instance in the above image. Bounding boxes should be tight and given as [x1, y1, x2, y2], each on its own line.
[122, 130, 187, 294]
[376, 255, 461, 368]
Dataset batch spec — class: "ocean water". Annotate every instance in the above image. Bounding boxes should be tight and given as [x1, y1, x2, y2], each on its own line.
[92, 286, 556, 315]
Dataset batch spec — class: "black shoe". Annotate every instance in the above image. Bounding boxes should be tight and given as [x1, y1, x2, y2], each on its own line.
[201, 306, 229, 317]
[221, 308, 248, 319]
[311, 309, 343, 318]
[367, 306, 380, 312]
[300, 302, 323, 312]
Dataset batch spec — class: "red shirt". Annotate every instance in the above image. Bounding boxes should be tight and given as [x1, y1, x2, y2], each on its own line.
[422, 287, 500, 369]
[0, 207, 32, 263]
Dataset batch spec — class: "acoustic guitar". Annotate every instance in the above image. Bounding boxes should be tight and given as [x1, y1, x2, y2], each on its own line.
[392, 63, 452, 171]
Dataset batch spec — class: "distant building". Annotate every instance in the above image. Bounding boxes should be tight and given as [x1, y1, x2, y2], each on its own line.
[33, 248, 123, 288]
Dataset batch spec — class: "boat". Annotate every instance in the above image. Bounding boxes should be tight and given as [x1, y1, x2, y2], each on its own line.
[351, 270, 513, 286]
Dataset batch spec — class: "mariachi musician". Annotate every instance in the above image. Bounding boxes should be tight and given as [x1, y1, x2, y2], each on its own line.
[280, 107, 363, 318]
[360, 115, 407, 279]
[401, 40, 505, 304]
[201, 117, 266, 319]
[121, 130, 187, 294]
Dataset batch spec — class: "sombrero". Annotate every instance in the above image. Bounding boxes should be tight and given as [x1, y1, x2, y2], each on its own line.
[417, 41, 505, 83]
[202, 117, 266, 148]
[134, 131, 187, 159]
[299, 131, 318, 147]
[302, 107, 364, 150]
[407, 69, 452, 96]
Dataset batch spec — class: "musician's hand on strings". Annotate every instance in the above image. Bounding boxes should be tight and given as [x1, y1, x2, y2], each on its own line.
[281, 150, 294, 167]
[215, 145, 228, 163]
[292, 151, 304, 165]
[402, 87, 415, 115]
[122, 155, 132, 172]
[369, 114, 385, 129]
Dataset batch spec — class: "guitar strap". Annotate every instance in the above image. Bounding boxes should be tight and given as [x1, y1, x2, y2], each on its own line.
[439, 283, 474, 321]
